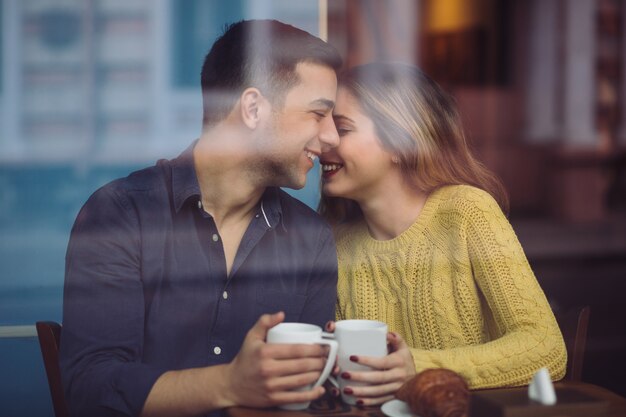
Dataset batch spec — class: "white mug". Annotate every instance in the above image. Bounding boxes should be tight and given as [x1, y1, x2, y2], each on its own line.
[266, 322, 338, 410]
[334, 319, 388, 405]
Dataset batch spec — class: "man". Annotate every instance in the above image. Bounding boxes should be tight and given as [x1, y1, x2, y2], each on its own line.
[60, 20, 341, 417]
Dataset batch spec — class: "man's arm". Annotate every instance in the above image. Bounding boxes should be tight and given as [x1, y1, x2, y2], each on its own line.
[61, 185, 168, 417]
[141, 312, 328, 417]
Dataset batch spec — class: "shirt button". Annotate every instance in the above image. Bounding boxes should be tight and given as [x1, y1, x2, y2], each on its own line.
[213, 346, 222, 355]
[212, 234, 219, 242]
[198, 200, 202, 209]
[255, 214, 259, 218]
[222, 291, 228, 300]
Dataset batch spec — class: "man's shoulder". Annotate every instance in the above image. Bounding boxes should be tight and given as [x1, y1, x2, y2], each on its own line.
[84, 162, 170, 213]
[99, 162, 167, 194]
[119, 162, 168, 192]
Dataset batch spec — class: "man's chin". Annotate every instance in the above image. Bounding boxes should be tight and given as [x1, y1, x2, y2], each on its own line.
[284, 168, 310, 190]
[267, 173, 304, 190]
[282, 181, 306, 190]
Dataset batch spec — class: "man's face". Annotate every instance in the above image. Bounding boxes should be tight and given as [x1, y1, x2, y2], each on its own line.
[256, 62, 339, 189]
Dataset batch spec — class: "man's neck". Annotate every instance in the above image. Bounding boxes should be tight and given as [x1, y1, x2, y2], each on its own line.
[193, 131, 266, 228]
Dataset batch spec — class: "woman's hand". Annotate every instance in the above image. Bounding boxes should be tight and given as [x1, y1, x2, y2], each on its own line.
[324, 320, 336, 333]
[340, 332, 416, 406]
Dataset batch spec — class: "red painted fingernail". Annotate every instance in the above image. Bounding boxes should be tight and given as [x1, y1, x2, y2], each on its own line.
[356, 400, 364, 406]
[390, 332, 398, 338]
[331, 387, 340, 397]
[341, 372, 351, 379]
[343, 387, 353, 395]
[350, 355, 358, 362]
[325, 321, 332, 330]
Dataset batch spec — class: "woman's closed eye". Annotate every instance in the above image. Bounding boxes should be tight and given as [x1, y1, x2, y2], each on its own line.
[337, 127, 352, 136]
[333, 115, 355, 136]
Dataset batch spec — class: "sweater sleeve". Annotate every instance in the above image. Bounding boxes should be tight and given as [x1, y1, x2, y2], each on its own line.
[409, 189, 567, 389]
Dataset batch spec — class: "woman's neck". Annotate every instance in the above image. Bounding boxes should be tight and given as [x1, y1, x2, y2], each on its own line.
[358, 180, 429, 241]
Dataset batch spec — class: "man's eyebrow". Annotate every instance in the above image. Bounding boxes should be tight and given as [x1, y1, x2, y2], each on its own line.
[310, 98, 335, 110]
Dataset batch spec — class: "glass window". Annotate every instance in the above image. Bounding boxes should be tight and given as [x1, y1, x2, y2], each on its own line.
[171, 0, 320, 89]
[0, 0, 3, 93]
[2, 3, 323, 416]
[171, 0, 244, 88]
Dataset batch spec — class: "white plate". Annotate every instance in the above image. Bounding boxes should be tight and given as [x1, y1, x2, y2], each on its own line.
[381, 399, 419, 417]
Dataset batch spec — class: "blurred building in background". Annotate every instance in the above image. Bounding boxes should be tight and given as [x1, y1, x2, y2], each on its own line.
[0, 1, 625, 416]
[327, 0, 626, 399]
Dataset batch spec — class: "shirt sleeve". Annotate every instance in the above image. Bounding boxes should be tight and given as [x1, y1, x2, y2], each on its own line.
[410, 191, 567, 389]
[60, 185, 167, 417]
[299, 225, 338, 329]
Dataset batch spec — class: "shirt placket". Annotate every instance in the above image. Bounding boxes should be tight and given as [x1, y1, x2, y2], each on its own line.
[205, 207, 273, 362]
[196, 201, 230, 362]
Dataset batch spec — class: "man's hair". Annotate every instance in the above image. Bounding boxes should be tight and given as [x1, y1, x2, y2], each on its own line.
[200, 19, 342, 128]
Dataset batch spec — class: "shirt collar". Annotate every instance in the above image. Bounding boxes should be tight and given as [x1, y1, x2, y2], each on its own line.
[259, 187, 286, 231]
[171, 141, 201, 213]
[170, 141, 284, 230]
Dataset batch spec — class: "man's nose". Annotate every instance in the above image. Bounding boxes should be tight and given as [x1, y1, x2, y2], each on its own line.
[319, 115, 340, 151]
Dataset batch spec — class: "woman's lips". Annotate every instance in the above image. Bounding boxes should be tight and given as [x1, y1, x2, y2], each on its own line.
[321, 162, 343, 179]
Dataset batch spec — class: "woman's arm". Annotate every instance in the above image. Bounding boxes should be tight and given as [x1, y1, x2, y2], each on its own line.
[408, 189, 567, 389]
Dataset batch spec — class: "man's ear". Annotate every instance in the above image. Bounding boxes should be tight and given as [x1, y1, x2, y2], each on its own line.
[240, 87, 267, 129]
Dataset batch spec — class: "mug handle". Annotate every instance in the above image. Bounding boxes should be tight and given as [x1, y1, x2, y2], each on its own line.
[313, 338, 338, 388]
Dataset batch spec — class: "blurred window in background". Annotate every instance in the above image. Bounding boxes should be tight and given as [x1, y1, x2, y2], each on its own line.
[421, 0, 513, 88]
[0, 0, 323, 319]
[0, 1, 3, 93]
[172, 0, 244, 89]
[0, 3, 323, 415]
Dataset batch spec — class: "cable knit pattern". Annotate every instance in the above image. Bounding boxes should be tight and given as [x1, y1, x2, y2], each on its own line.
[334, 185, 567, 389]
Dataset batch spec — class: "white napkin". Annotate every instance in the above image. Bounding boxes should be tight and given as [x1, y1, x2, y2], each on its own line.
[528, 367, 557, 405]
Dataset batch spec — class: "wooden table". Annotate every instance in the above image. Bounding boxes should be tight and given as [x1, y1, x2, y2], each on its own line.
[221, 381, 626, 417]
[554, 381, 626, 416]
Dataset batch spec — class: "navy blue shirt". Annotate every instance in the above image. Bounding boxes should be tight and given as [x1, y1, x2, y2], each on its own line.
[60, 143, 338, 417]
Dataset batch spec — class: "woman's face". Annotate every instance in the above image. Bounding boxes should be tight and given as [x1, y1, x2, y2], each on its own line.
[320, 87, 397, 202]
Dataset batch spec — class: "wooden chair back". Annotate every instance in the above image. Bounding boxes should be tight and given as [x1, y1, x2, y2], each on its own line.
[553, 306, 590, 381]
[35, 321, 70, 417]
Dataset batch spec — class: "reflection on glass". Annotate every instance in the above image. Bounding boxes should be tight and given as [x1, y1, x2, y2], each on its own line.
[0, 5, 323, 407]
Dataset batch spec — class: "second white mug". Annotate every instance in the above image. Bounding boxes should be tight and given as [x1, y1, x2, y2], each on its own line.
[334, 319, 388, 405]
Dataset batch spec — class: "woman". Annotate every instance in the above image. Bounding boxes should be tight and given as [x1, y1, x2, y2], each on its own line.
[319, 62, 566, 406]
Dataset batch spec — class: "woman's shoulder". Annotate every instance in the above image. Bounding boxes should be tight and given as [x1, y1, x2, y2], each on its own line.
[333, 220, 367, 247]
[430, 185, 503, 218]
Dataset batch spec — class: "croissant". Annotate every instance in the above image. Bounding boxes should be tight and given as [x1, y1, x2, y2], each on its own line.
[396, 368, 469, 417]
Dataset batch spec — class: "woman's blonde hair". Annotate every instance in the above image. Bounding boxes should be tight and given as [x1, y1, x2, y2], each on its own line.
[318, 62, 508, 225]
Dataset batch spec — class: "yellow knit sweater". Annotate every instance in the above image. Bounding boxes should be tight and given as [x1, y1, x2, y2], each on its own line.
[335, 185, 567, 389]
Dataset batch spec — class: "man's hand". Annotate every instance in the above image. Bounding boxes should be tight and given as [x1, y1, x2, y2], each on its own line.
[222, 312, 329, 408]
[141, 312, 330, 416]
